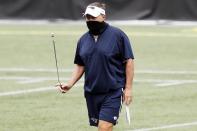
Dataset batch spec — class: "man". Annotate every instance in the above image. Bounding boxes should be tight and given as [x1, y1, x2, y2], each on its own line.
[56, 2, 134, 131]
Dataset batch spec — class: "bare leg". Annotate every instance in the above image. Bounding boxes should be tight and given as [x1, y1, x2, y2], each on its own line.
[98, 120, 113, 131]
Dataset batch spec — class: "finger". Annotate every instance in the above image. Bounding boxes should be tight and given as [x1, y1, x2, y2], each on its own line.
[55, 83, 62, 87]
[61, 90, 66, 93]
[59, 88, 67, 93]
[125, 96, 132, 105]
[122, 94, 125, 102]
[59, 86, 69, 93]
[57, 86, 66, 93]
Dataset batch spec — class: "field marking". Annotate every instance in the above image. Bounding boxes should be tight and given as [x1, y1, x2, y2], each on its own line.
[0, 77, 196, 96]
[1, 68, 197, 74]
[0, 30, 196, 37]
[135, 79, 197, 87]
[0, 68, 197, 92]
[136, 70, 197, 75]
[0, 75, 197, 88]
[0, 83, 84, 97]
[0, 67, 197, 86]
[0, 76, 82, 84]
[0, 86, 55, 96]
[0, 68, 73, 72]
[1, 20, 197, 26]
[127, 121, 197, 131]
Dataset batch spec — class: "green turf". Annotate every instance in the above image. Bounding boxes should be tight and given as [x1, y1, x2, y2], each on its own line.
[0, 23, 197, 131]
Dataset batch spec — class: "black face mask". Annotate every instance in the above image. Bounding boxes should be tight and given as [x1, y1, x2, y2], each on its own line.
[86, 21, 107, 35]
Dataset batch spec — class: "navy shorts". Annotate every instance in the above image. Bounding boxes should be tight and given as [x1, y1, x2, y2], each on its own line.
[84, 88, 122, 126]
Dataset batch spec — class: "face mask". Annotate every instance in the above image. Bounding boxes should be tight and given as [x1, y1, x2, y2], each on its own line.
[86, 21, 107, 35]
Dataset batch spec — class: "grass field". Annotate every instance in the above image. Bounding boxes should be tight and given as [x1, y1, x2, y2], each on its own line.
[0, 22, 197, 131]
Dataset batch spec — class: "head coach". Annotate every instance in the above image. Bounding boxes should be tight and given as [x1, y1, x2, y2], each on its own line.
[56, 2, 134, 131]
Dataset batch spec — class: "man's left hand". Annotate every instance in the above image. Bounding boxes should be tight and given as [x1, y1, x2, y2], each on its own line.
[123, 87, 132, 105]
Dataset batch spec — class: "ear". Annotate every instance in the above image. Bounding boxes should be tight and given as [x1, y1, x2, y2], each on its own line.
[102, 15, 106, 20]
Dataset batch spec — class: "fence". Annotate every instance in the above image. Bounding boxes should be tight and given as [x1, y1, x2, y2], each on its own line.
[0, 0, 197, 20]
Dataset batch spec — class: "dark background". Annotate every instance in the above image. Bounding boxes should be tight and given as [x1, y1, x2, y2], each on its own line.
[0, 0, 197, 20]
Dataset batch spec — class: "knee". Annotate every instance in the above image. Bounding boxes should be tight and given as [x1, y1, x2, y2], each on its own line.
[98, 120, 113, 131]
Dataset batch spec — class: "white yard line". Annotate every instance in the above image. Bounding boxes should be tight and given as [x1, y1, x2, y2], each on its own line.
[127, 121, 197, 131]
[0, 31, 196, 37]
[1, 20, 197, 26]
[0, 68, 197, 96]
[0, 76, 70, 84]
[0, 77, 197, 97]
[0, 68, 73, 72]
[1, 68, 197, 74]
[0, 76, 197, 86]
[136, 70, 197, 75]
[135, 79, 197, 87]
[0, 86, 55, 96]
[0, 83, 84, 97]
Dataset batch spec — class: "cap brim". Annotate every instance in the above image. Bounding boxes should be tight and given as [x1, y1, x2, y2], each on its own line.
[84, 8, 100, 17]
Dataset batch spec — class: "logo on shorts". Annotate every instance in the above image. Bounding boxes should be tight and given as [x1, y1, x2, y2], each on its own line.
[91, 117, 98, 123]
[113, 116, 118, 120]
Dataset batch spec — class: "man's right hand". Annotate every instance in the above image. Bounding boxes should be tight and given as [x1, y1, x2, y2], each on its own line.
[55, 64, 84, 93]
[55, 83, 72, 93]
